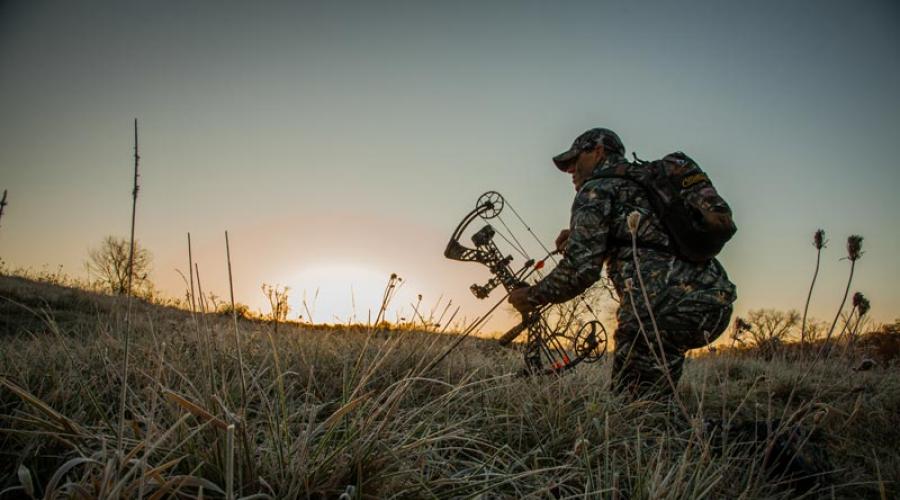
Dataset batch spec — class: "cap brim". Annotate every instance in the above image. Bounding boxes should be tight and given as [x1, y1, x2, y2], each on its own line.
[553, 149, 578, 171]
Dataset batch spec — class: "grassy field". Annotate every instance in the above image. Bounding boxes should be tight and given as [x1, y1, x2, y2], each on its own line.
[0, 275, 897, 499]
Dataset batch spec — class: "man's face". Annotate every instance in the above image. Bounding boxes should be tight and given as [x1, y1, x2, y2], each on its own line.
[565, 146, 605, 191]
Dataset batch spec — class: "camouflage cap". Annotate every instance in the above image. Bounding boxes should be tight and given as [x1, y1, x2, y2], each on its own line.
[553, 128, 626, 171]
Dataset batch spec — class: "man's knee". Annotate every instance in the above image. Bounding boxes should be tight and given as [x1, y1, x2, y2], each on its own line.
[659, 304, 733, 351]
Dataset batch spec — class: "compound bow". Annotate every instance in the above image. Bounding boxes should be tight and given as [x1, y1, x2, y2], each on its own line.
[443, 191, 607, 375]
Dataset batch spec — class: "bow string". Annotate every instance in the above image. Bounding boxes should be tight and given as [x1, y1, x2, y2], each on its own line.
[440, 191, 608, 375]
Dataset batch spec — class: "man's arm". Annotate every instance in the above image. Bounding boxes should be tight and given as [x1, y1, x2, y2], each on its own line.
[528, 183, 612, 306]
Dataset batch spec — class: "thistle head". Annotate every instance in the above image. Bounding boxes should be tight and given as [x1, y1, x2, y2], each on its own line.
[846, 235, 863, 261]
[624, 277, 634, 292]
[813, 229, 826, 250]
[626, 211, 641, 234]
[852, 292, 871, 316]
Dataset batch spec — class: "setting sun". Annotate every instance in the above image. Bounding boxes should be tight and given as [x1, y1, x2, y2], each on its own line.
[289, 263, 417, 325]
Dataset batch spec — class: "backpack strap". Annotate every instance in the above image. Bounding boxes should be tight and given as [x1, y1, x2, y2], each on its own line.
[592, 164, 677, 256]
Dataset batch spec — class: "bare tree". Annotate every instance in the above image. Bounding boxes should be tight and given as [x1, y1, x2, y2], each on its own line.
[731, 317, 751, 347]
[746, 309, 800, 346]
[804, 318, 829, 344]
[261, 283, 291, 333]
[86, 235, 152, 294]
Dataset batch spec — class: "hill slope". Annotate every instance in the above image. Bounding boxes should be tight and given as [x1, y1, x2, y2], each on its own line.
[0, 276, 898, 498]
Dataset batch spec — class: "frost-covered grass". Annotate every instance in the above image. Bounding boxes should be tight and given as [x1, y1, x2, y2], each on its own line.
[0, 276, 897, 499]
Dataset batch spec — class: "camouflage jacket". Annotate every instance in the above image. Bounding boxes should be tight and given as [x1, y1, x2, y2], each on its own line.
[529, 156, 737, 317]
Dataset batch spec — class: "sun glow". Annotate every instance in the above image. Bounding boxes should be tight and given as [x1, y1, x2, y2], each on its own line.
[289, 263, 416, 325]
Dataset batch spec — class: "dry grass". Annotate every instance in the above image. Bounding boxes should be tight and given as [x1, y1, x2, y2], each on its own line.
[0, 276, 898, 499]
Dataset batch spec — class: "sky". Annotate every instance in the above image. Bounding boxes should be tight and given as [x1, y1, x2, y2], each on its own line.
[1, 0, 898, 335]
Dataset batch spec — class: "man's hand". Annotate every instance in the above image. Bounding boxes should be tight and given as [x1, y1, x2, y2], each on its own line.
[508, 286, 537, 314]
[555, 229, 571, 253]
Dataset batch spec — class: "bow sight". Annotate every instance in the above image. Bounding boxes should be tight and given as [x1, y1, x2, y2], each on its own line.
[442, 191, 608, 375]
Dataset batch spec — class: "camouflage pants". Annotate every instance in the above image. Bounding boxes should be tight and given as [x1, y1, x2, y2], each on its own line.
[612, 302, 732, 401]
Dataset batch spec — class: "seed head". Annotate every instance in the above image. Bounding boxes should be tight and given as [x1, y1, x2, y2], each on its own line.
[624, 278, 634, 292]
[573, 438, 590, 455]
[846, 235, 863, 261]
[626, 211, 641, 234]
[852, 292, 870, 316]
[735, 317, 751, 332]
[813, 229, 826, 250]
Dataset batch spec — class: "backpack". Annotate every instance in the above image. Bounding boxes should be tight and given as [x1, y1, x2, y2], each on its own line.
[593, 152, 736, 262]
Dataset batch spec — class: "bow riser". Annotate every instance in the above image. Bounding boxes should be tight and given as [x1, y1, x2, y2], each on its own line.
[446, 223, 524, 299]
[444, 191, 607, 375]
